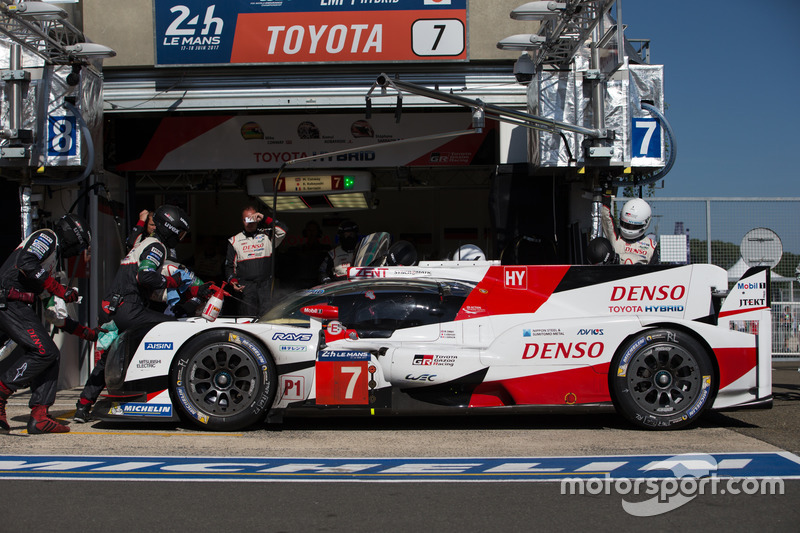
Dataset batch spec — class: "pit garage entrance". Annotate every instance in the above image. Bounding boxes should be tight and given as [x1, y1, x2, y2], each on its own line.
[102, 67, 561, 293]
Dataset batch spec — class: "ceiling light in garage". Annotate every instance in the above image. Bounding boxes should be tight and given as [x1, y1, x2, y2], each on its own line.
[329, 193, 369, 209]
[273, 196, 308, 211]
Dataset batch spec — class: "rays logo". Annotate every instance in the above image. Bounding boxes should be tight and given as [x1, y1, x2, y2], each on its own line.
[272, 332, 312, 342]
[578, 329, 604, 335]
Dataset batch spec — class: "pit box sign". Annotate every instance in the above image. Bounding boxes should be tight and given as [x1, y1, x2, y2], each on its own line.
[154, 0, 467, 66]
[631, 117, 662, 159]
[47, 115, 78, 157]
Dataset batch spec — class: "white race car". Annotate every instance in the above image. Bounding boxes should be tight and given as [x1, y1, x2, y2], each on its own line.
[95, 255, 772, 431]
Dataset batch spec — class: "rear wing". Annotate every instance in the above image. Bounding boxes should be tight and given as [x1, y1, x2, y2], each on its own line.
[717, 266, 772, 362]
[718, 266, 771, 321]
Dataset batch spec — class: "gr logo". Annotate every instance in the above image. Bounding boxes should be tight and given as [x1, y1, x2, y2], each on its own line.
[48, 116, 77, 156]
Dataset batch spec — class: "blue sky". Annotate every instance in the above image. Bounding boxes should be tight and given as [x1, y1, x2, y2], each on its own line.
[622, 1, 800, 198]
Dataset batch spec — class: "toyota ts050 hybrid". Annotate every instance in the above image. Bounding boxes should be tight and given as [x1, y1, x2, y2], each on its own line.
[94, 238, 772, 431]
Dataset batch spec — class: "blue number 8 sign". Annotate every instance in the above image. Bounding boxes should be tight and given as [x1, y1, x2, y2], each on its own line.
[48, 115, 77, 156]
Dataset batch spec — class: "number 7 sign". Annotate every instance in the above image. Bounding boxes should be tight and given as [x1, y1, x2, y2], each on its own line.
[315, 361, 369, 405]
[631, 118, 661, 158]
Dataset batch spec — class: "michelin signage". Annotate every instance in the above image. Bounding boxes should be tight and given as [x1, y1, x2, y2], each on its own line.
[155, 0, 467, 66]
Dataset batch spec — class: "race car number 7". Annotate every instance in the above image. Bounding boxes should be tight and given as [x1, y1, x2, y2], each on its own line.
[315, 360, 369, 405]
[338, 366, 360, 399]
[411, 19, 465, 57]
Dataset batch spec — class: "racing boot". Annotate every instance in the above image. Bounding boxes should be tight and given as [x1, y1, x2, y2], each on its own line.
[0, 381, 11, 433]
[73, 398, 92, 423]
[27, 405, 70, 434]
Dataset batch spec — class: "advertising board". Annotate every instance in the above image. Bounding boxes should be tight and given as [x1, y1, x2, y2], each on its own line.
[116, 112, 496, 170]
[155, 0, 468, 66]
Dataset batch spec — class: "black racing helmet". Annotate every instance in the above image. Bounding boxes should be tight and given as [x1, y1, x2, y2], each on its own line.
[153, 205, 190, 249]
[337, 219, 360, 252]
[54, 213, 92, 258]
[386, 240, 418, 266]
[586, 237, 617, 265]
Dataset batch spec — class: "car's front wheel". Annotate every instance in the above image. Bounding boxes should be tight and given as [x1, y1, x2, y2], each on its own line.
[610, 328, 716, 430]
[170, 330, 277, 431]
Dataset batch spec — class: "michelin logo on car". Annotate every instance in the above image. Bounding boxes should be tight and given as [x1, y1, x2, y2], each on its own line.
[121, 403, 172, 417]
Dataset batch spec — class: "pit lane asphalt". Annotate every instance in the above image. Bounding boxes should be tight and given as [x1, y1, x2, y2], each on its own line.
[1, 362, 799, 531]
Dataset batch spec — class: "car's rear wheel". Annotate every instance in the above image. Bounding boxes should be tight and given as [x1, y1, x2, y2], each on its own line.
[170, 330, 276, 431]
[610, 328, 716, 430]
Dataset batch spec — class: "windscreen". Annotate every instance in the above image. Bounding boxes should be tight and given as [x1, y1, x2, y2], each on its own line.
[258, 279, 474, 333]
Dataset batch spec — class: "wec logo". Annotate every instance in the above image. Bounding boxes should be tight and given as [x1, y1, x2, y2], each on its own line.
[272, 332, 313, 342]
[405, 373, 436, 381]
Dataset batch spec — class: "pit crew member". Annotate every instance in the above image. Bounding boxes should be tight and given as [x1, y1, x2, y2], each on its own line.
[74, 205, 210, 423]
[319, 219, 359, 283]
[600, 194, 658, 264]
[225, 205, 287, 316]
[0, 214, 94, 434]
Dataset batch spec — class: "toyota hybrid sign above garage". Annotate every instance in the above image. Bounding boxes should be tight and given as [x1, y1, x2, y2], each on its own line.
[154, 0, 467, 66]
[115, 112, 496, 170]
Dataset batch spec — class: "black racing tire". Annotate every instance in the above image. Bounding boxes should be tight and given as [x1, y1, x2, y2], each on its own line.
[170, 329, 277, 431]
[610, 328, 716, 430]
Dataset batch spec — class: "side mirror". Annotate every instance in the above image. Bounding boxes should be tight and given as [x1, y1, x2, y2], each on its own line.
[301, 304, 339, 320]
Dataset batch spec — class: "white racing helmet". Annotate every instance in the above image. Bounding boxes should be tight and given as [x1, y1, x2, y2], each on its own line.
[452, 244, 486, 261]
[619, 198, 652, 240]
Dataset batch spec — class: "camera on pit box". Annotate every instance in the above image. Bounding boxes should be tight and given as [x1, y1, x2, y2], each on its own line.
[513, 53, 536, 85]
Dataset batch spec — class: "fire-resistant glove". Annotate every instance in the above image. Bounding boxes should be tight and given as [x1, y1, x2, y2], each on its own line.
[44, 276, 79, 303]
[188, 282, 214, 300]
[73, 324, 108, 342]
[165, 271, 183, 289]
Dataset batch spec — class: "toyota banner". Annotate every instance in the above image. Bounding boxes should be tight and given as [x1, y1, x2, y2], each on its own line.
[154, 0, 468, 66]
